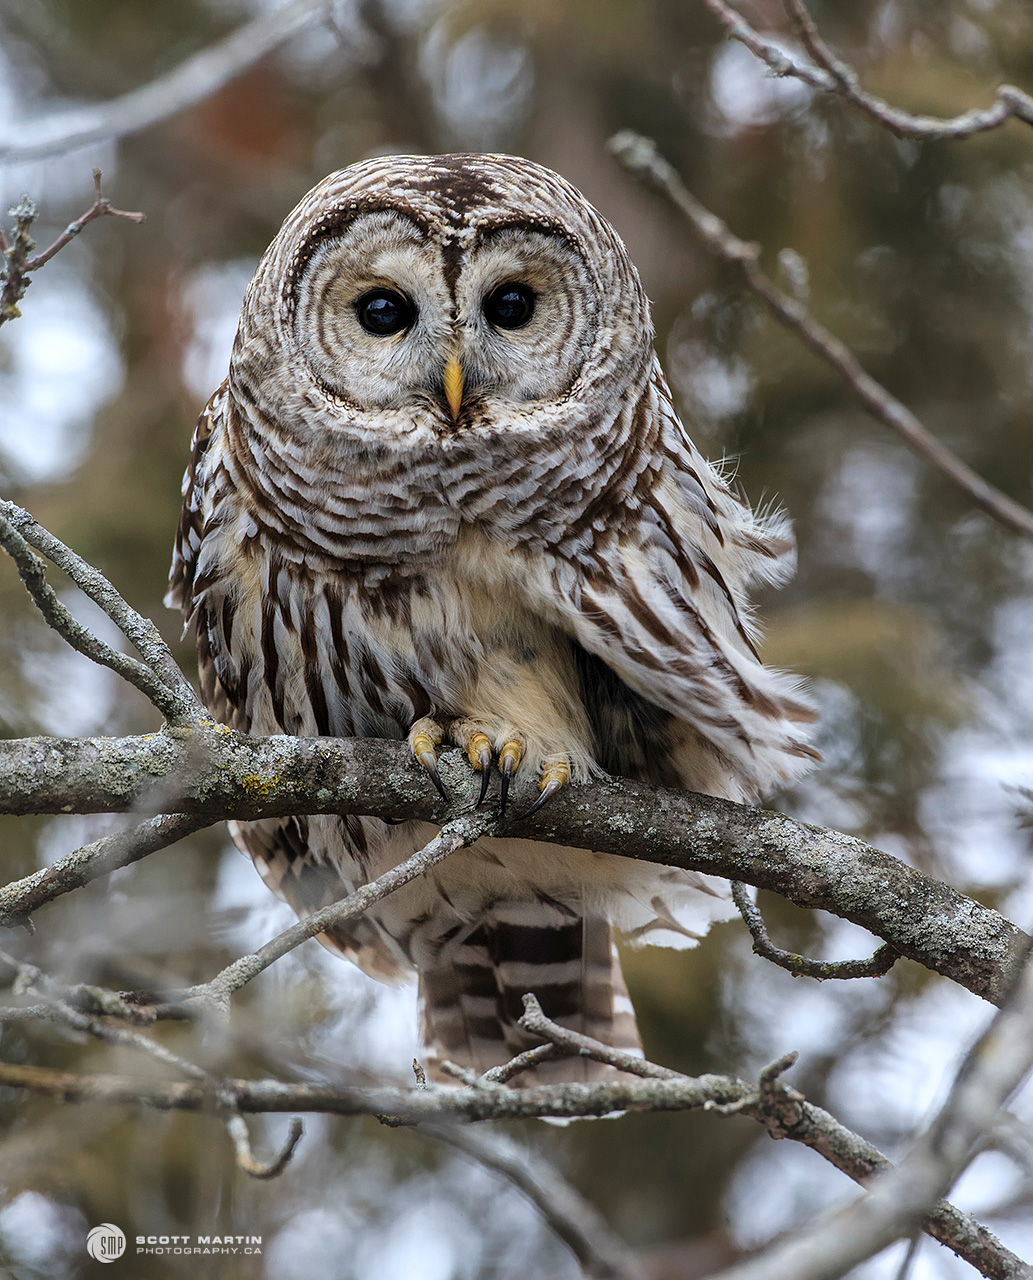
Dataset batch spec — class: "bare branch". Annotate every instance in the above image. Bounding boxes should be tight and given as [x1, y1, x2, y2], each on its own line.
[519, 993, 678, 1080]
[710, 949, 1033, 1280]
[24, 169, 144, 272]
[177, 810, 498, 1011]
[1, 730, 1024, 1007]
[0, 1048, 1025, 1279]
[481, 1043, 565, 1085]
[0, 813, 208, 930]
[223, 1109, 303, 1180]
[428, 1125, 646, 1280]
[0, 0, 333, 165]
[730, 882, 898, 980]
[701, 0, 1033, 140]
[608, 130, 1033, 543]
[0, 500, 205, 724]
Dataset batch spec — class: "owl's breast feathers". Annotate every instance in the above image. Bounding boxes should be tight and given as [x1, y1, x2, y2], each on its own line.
[170, 360, 814, 806]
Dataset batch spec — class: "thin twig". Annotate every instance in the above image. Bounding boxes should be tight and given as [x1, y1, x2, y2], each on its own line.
[519, 994, 678, 1080]
[481, 1043, 565, 1085]
[178, 811, 497, 1010]
[222, 1108, 303, 1180]
[0, 0, 332, 164]
[427, 1125, 646, 1280]
[701, 0, 1033, 140]
[25, 169, 144, 271]
[711, 948, 1033, 1280]
[608, 130, 1033, 543]
[0, 813, 209, 930]
[730, 882, 898, 979]
[0, 501, 204, 724]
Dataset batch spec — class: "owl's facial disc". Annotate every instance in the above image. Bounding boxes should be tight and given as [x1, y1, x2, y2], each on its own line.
[293, 209, 454, 412]
[455, 227, 596, 407]
[292, 211, 598, 421]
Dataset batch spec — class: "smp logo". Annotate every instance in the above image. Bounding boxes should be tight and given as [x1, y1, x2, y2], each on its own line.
[86, 1224, 126, 1263]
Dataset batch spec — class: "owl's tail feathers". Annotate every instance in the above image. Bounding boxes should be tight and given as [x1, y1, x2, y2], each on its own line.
[417, 903, 643, 1087]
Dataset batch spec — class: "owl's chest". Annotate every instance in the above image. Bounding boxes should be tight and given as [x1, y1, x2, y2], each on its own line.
[216, 526, 571, 741]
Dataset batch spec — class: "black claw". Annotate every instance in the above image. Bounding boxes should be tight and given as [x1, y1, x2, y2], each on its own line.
[476, 751, 493, 807]
[417, 751, 449, 801]
[499, 757, 515, 817]
[519, 778, 562, 820]
[427, 765, 449, 802]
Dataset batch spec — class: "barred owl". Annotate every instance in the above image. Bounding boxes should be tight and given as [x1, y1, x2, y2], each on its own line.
[168, 154, 816, 1082]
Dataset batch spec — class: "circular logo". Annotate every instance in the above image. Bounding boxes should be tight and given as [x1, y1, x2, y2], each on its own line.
[87, 1224, 126, 1263]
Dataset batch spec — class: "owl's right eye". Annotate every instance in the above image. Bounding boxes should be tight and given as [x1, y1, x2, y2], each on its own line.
[355, 289, 415, 336]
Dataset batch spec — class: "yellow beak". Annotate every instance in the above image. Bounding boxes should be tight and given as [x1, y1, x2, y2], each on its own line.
[443, 355, 464, 421]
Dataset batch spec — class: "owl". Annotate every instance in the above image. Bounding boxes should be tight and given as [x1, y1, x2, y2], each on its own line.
[168, 154, 816, 1082]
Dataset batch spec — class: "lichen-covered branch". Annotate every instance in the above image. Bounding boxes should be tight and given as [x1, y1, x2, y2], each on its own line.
[0, 729, 1025, 1006]
[1, 174, 143, 327]
[0, 1040, 1025, 1280]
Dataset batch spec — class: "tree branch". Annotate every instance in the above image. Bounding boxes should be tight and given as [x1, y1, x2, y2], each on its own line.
[427, 1125, 646, 1280]
[0, 1041, 1025, 1279]
[709, 948, 1033, 1280]
[0, 0, 333, 164]
[176, 810, 498, 1012]
[701, 0, 1033, 140]
[0, 730, 1025, 1007]
[607, 130, 1033, 543]
[0, 500, 205, 724]
[730, 882, 899, 980]
[1, 173, 144, 328]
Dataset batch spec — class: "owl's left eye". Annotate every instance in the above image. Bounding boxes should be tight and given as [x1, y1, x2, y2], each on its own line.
[355, 289, 415, 336]
[484, 282, 535, 329]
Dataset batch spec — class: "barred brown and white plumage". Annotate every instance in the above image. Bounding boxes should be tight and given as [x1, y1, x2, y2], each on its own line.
[168, 153, 817, 1083]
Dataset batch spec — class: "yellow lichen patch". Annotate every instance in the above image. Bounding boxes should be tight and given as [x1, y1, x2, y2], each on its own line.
[239, 773, 283, 798]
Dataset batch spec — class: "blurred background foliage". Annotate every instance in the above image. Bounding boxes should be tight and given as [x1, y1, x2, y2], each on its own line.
[2, 0, 1033, 1276]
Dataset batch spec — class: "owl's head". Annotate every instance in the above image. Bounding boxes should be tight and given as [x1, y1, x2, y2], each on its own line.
[232, 154, 652, 441]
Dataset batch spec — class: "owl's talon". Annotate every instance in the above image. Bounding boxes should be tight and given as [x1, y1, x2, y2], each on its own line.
[464, 732, 494, 807]
[520, 758, 570, 819]
[410, 723, 449, 801]
[498, 740, 523, 816]
[476, 753, 493, 807]
[419, 751, 449, 801]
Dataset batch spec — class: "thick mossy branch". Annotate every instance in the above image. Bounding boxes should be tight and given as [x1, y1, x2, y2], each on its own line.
[0, 729, 1025, 1006]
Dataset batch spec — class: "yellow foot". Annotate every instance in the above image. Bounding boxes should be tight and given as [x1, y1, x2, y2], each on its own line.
[408, 717, 448, 801]
[522, 755, 571, 818]
[450, 718, 526, 813]
[407, 717, 569, 817]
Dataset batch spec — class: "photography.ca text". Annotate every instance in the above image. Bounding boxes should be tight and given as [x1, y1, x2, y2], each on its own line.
[135, 1236, 263, 1256]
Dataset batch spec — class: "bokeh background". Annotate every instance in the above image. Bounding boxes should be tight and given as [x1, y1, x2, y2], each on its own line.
[2, 0, 1033, 1276]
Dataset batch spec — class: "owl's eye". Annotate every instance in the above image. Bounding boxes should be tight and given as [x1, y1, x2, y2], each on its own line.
[484, 282, 535, 329]
[355, 289, 415, 336]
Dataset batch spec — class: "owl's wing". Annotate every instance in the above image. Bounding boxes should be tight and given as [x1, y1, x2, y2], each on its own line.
[528, 369, 817, 800]
[167, 380, 223, 618]
[167, 384, 413, 984]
